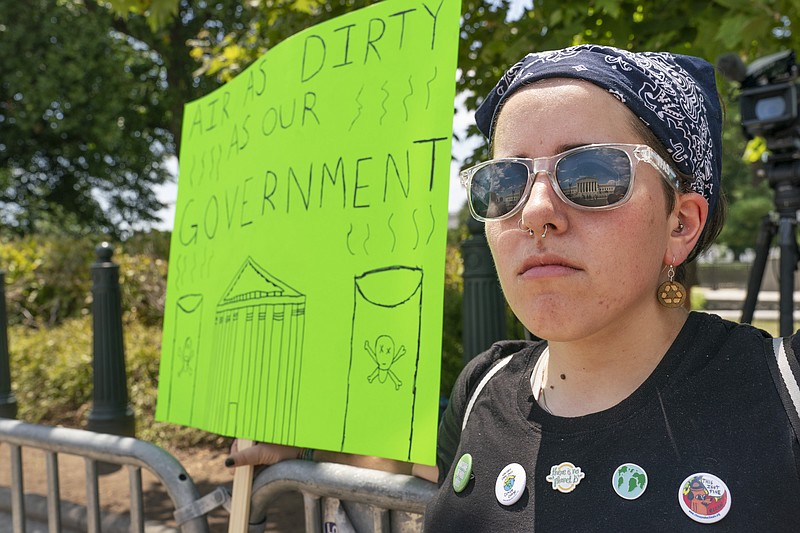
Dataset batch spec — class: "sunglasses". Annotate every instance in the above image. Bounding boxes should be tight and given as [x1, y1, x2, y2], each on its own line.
[459, 143, 680, 222]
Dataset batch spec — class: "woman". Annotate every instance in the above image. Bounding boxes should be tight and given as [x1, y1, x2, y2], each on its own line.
[227, 44, 800, 529]
[424, 45, 800, 530]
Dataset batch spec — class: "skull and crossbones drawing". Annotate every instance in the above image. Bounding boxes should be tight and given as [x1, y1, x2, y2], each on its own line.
[177, 337, 195, 377]
[364, 335, 406, 390]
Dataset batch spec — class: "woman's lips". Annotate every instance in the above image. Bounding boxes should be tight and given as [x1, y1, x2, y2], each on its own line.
[519, 255, 580, 278]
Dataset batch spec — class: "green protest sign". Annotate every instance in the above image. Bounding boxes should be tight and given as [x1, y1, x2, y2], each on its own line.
[155, 0, 460, 465]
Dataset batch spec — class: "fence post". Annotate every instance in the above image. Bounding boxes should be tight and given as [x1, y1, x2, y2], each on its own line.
[0, 271, 17, 419]
[87, 242, 135, 437]
[460, 218, 507, 364]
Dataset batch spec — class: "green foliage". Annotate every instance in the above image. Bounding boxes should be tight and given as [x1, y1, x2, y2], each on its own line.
[10, 319, 94, 424]
[116, 249, 168, 326]
[10, 0, 795, 248]
[690, 288, 707, 311]
[108, 0, 180, 32]
[137, 0, 800, 256]
[0, 236, 95, 327]
[6, 1, 800, 428]
[0, 0, 174, 237]
[184, 0, 382, 82]
[0, 230, 220, 449]
[0, 233, 170, 328]
[120, 229, 172, 261]
[718, 188, 773, 254]
[715, 117, 768, 255]
[9, 317, 221, 449]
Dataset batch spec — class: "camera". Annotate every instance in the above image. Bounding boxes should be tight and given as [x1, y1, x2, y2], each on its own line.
[729, 49, 800, 156]
[720, 49, 800, 335]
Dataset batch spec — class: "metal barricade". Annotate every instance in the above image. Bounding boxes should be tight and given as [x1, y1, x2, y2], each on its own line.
[248, 460, 437, 533]
[0, 418, 209, 533]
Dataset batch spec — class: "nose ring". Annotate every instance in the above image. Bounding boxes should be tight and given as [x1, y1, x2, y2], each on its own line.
[519, 218, 552, 239]
[518, 217, 535, 236]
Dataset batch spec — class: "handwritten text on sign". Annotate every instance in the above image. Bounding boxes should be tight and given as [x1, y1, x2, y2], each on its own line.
[156, 0, 460, 465]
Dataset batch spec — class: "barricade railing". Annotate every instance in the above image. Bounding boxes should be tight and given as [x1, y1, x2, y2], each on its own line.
[0, 418, 209, 533]
[248, 460, 437, 533]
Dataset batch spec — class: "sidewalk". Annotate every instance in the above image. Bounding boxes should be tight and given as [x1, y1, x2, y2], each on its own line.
[0, 512, 80, 533]
[694, 286, 800, 321]
[0, 515, 79, 533]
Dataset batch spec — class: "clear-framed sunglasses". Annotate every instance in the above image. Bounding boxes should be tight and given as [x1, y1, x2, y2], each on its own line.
[459, 143, 680, 222]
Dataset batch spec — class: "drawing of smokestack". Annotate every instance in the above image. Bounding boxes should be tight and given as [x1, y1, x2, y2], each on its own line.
[166, 293, 203, 426]
[342, 265, 423, 460]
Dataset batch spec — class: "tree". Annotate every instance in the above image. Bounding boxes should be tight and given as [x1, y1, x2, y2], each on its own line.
[6, 0, 799, 243]
[87, 0, 256, 154]
[0, 0, 174, 236]
[0, 0, 252, 236]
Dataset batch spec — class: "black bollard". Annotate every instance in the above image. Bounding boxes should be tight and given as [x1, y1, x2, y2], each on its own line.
[460, 217, 507, 364]
[0, 271, 18, 419]
[87, 242, 135, 438]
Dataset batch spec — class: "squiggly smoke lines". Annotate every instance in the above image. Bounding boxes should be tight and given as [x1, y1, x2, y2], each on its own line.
[402, 76, 414, 121]
[425, 67, 438, 109]
[426, 205, 436, 245]
[346, 224, 355, 255]
[379, 81, 389, 125]
[387, 214, 397, 252]
[187, 253, 196, 284]
[412, 209, 420, 250]
[349, 86, 364, 131]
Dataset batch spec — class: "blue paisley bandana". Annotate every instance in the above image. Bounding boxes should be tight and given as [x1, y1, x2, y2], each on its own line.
[474, 44, 722, 220]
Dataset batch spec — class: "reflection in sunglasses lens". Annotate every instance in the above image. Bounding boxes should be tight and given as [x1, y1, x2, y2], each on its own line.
[557, 148, 631, 208]
[471, 161, 529, 219]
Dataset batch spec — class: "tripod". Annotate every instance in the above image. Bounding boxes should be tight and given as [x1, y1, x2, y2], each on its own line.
[741, 161, 800, 336]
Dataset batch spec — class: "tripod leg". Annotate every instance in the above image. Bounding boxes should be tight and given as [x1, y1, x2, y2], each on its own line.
[778, 215, 798, 336]
[742, 214, 777, 323]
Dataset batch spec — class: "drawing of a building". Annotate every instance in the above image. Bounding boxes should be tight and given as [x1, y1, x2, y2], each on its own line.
[205, 257, 306, 443]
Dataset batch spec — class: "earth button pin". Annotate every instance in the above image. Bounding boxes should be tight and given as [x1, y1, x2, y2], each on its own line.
[612, 463, 648, 500]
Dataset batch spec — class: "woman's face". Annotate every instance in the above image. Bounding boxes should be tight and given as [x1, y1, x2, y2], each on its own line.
[486, 79, 675, 342]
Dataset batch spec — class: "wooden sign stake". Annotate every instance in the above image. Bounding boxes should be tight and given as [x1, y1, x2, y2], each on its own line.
[228, 439, 255, 533]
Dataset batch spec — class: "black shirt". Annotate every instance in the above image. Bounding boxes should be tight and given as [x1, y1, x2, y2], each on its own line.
[425, 312, 800, 531]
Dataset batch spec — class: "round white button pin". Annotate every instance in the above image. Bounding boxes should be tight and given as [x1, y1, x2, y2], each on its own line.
[495, 463, 526, 506]
[677, 472, 731, 524]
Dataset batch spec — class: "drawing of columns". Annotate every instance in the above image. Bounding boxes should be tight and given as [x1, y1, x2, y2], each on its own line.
[342, 265, 423, 461]
[206, 257, 306, 443]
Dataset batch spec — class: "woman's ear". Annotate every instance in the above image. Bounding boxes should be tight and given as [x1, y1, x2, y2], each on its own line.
[665, 192, 708, 265]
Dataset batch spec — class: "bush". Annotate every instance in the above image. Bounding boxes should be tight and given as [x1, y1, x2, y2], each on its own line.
[0, 236, 94, 327]
[0, 233, 168, 328]
[8, 317, 225, 450]
[116, 251, 167, 327]
[10, 318, 93, 424]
